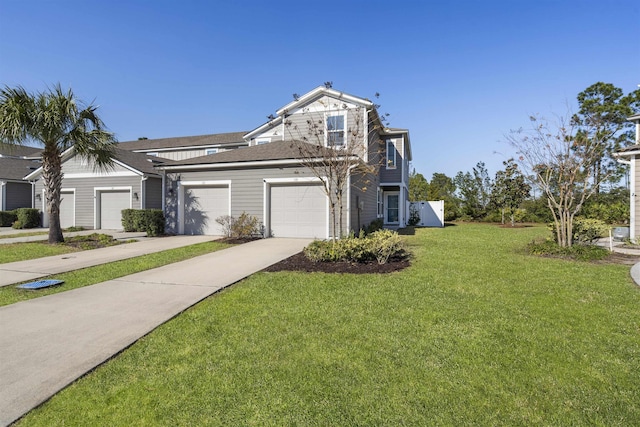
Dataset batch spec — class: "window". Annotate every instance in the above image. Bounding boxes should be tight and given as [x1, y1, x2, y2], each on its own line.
[377, 188, 383, 218]
[326, 114, 345, 147]
[386, 140, 396, 169]
[256, 138, 270, 145]
[147, 152, 158, 157]
[205, 148, 219, 155]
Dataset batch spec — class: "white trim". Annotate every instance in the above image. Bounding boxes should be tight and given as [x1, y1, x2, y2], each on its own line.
[133, 143, 246, 154]
[64, 170, 139, 179]
[205, 148, 219, 155]
[384, 191, 400, 225]
[177, 180, 231, 235]
[632, 156, 636, 240]
[244, 117, 283, 140]
[255, 138, 271, 145]
[325, 111, 347, 148]
[93, 186, 132, 229]
[262, 176, 329, 239]
[159, 156, 359, 171]
[386, 139, 397, 169]
[0, 181, 5, 211]
[276, 86, 374, 116]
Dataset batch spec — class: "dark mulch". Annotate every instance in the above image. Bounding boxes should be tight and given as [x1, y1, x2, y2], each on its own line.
[263, 252, 410, 274]
[219, 236, 262, 244]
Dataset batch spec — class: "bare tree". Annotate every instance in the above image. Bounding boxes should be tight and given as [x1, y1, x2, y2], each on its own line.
[284, 98, 384, 240]
[506, 113, 606, 246]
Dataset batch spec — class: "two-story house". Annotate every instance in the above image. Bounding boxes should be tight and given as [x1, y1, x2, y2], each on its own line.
[157, 86, 412, 238]
[19, 86, 412, 238]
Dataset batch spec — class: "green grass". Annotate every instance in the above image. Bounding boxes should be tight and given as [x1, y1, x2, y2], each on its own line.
[0, 242, 80, 263]
[0, 230, 48, 239]
[0, 241, 231, 307]
[17, 224, 640, 426]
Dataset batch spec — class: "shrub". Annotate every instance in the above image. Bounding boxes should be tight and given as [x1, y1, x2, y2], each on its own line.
[362, 218, 383, 235]
[408, 206, 420, 226]
[304, 229, 407, 265]
[548, 217, 609, 244]
[13, 208, 40, 229]
[0, 210, 18, 227]
[526, 238, 609, 262]
[231, 212, 260, 238]
[121, 209, 165, 236]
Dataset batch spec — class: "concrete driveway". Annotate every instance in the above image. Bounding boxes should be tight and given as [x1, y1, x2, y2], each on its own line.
[0, 237, 311, 426]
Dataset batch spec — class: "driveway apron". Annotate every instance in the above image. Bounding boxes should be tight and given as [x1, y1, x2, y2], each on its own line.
[0, 238, 310, 426]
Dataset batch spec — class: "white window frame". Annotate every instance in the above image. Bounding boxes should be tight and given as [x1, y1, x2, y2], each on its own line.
[256, 138, 271, 145]
[384, 191, 400, 224]
[147, 152, 159, 157]
[386, 139, 397, 169]
[377, 188, 383, 218]
[205, 148, 219, 155]
[325, 112, 347, 148]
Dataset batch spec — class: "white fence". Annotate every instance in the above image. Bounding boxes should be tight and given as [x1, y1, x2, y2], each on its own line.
[409, 200, 445, 227]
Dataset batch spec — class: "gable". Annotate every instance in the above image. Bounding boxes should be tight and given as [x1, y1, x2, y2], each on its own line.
[61, 154, 139, 178]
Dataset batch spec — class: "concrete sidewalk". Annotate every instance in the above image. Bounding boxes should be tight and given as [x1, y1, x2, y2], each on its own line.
[0, 235, 217, 287]
[0, 228, 147, 245]
[0, 237, 310, 426]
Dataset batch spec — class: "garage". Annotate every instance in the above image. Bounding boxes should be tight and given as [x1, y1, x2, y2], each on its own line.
[59, 190, 75, 229]
[270, 183, 327, 238]
[98, 190, 131, 229]
[183, 185, 229, 235]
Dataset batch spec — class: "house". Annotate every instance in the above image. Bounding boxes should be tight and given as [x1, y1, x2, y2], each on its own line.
[0, 146, 41, 211]
[158, 86, 412, 238]
[26, 148, 164, 229]
[614, 113, 640, 239]
[11, 86, 412, 238]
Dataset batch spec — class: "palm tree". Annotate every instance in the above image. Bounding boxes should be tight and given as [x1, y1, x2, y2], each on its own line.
[0, 84, 116, 243]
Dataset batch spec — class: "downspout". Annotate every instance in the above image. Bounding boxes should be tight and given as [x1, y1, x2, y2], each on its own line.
[1, 181, 5, 211]
[141, 175, 148, 209]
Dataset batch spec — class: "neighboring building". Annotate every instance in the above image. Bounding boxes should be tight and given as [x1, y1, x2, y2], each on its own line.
[0, 145, 41, 211]
[8, 86, 413, 237]
[26, 148, 163, 229]
[614, 113, 640, 239]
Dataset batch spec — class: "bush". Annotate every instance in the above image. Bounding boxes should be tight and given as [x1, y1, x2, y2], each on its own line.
[304, 229, 407, 265]
[0, 210, 18, 227]
[121, 209, 165, 236]
[216, 212, 261, 239]
[12, 208, 40, 229]
[408, 206, 420, 226]
[526, 238, 609, 262]
[362, 218, 383, 235]
[550, 218, 608, 244]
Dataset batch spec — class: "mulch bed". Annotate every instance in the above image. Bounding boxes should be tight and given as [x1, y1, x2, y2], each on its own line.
[263, 252, 410, 274]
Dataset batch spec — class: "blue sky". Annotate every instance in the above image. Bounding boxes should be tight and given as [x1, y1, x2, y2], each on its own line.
[1, 0, 638, 180]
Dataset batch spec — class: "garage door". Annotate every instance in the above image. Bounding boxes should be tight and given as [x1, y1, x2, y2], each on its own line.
[99, 190, 130, 229]
[59, 191, 75, 229]
[270, 184, 327, 238]
[183, 186, 229, 235]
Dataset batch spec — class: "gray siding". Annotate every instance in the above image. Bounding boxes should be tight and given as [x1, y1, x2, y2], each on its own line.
[145, 147, 239, 161]
[34, 176, 142, 228]
[4, 182, 32, 210]
[62, 155, 132, 174]
[379, 137, 403, 183]
[144, 177, 163, 209]
[350, 171, 379, 232]
[165, 164, 350, 236]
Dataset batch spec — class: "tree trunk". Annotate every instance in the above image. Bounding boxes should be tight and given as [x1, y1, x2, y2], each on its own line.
[42, 145, 64, 243]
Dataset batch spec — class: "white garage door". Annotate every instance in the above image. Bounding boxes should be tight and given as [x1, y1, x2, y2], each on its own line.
[183, 186, 229, 235]
[99, 190, 130, 229]
[270, 184, 327, 238]
[59, 191, 75, 229]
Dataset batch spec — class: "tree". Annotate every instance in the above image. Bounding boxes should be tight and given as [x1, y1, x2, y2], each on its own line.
[453, 162, 492, 219]
[427, 172, 459, 221]
[506, 113, 605, 246]
[572, 82, 640, 192]
[284, 96, 383, 240]
[0, 85, 116, 243]
[491, 158, 531, 226]
[408, 169, 429, 201]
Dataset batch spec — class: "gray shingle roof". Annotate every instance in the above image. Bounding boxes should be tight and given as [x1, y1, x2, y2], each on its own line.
[112, 148, 164, 175]
[160, 140, 354, 167]
[0, 157, 41, 180]
[117, 132, 249, 151]
[0, 145, 42, 158]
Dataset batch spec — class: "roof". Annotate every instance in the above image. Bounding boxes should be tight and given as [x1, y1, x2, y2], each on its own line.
[0, 144, 42, 158]
[159, 140, 356, 168]
[24, 147, 164, 180]
[615, 144, 640, 156]
[117, 132, 249, 151]
[0, 157, 41, 180]
[628, 113, 640, 122]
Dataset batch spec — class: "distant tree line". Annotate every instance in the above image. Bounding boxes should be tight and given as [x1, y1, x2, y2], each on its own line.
[409, 82, 639, 237]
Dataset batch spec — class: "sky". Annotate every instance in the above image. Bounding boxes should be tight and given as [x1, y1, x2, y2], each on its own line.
[1, 0, 639, 180]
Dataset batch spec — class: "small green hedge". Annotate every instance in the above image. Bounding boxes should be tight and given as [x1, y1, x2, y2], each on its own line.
[304, 229, 407, 264]
[0, 210, 18, 227]
[12, 208, 40, 229]
[122, 209, 165, 236]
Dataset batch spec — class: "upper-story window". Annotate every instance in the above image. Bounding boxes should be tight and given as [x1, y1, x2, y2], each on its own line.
[205, 148, 218, 155]
[256, 138, 270, 145]
[147, 152, 158, 157]
[386, 140, 397, 169]
[326, 113, 345, 147]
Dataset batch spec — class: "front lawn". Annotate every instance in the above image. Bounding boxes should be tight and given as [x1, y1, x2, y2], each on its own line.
[18, 224, 640, 425]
